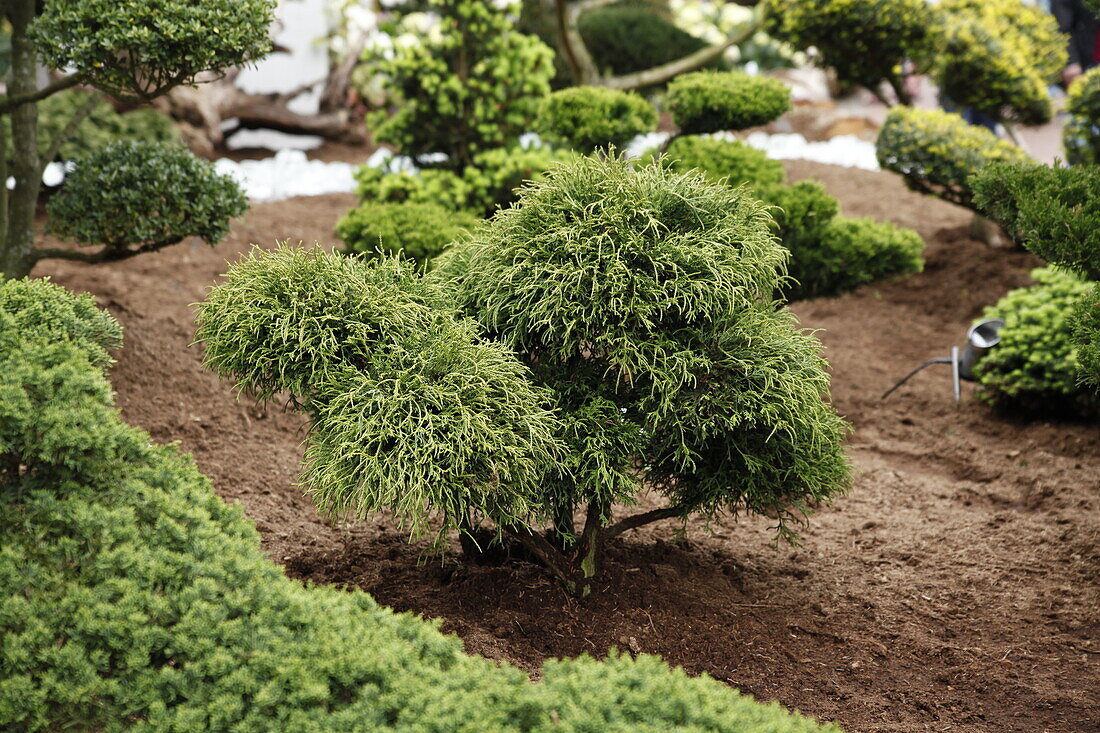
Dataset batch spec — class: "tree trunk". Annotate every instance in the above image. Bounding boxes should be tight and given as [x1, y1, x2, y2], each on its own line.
[2, 0, 41, 280]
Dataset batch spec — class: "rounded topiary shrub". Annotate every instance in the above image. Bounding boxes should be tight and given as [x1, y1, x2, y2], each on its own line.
[1064, 67, 1100, 166]
[535, 86, 657, 153]
[336, 201, 480, 268]
[667, 71, 791, 134]
[876, 107, 1030, 209]
[463, 146, 564, 216]
[354, 166, 473, 213]
[577, 3, 714, 78]
[781, 215, 924, 301]
[974, 267, 1097, 415]
[46, 141, 248, 260]
[657, 135, 786, 188]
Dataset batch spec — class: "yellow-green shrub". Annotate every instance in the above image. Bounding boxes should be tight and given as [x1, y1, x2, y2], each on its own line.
[534, 86, 657, 153]
[656, 135, 786, 188]
[666, 70, 791, 134]
[1064, 67, 1100, 166]
[336, 201, 479, 268]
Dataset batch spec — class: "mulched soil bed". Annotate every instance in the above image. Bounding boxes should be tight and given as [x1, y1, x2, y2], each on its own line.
[37, 158, 1099, 733]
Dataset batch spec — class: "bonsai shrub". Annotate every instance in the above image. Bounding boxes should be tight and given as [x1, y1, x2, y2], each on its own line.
[534, 86, 657, 153]
[0, 0, 274, 279]
[876, 107, 1031, 209]
[656, 135, 786, 188]
[200, 157, 850, 596]
[972, 162, 1100, 387]
[1064, 67, 1100, 166]
[666, 70, 791, 135]
[367, 0, 555, 170]
[782, 215, 925, 301]
[972, 267, 1097, 415]
[44, 141, 247, 265]
[577, 3, 715, 78]
[336, 201, 480, 268]
[932, 0, 1065, 127]
[0, 278, 838, 732]
[763, 0, 933, 104]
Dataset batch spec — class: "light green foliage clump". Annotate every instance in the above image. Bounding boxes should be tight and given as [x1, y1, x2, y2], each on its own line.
[974, 268, 1097, 414]
[666, 71, 791, 134]
[336, 201, 479, 268]
[354, 147, 561, 217]
[1064, 68, 1100, 166]
[876, 107, 1031, 209]
[577, 3, 714, 79]
[367, 0, 555, 170]
[972, 162, 1100, 388]
[1, 279, 839, 732]
[764, 0, 932, 100]
[196, 247, 560, 539]
[434, 155, 850, 580]
[4, 89, 180, 169]
[30, 0, 275, 100]
[535, 86, 657, 153]
[782, 215, 925, 301]
[932, 0, 1065, 126]
[657, 135, 786, 188]
[46, 141, 248, 259]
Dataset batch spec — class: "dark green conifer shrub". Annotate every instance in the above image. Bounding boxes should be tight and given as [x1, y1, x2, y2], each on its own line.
[45, 141, 248, 263]
[0, 278, 838, 732]
[336, 201, 479, 268]
[577, 4, 714, 78]
[973, 267, 1097, 414]
[367, 0, 555, 170]
[657, 135, 787, 188]
[763, 0, 933, 102]
[535, 86, 657, 153]
[1064, 67, 1100, 166]
[666, 71, 791, 134]
[876, 107, 1031, 209]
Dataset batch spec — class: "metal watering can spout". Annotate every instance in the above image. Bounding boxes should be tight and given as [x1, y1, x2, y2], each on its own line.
[881, 318, 1006, 402]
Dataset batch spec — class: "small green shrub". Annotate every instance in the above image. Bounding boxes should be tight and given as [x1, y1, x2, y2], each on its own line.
[30, 0, 275, 101]
[577, 4, 714, 79]
[535, 86, 657, 153]
[763, 0, 933, 99]
[974, 267, 1097, 414]
[972, 163, 1100, 281]
[46, 141, 248, 260]
[780, 215, 924, 301]
[1064, 67, 1100, 166]
[1072, 284, 1100, 388]
[876, 107, 1031, 209]
[354, 166, 473, 213]
[336, 201, 480, 268]
[657, 135, 786, 188]
[367, 0, 554, 169]
[666, 71, 791, 134]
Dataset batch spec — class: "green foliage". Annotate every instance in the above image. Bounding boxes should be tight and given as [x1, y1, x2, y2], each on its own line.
[0, 277, 121, 369]
[46, 141, 247, 256]
[657, 135, 787, 188]
[782, 215, 924, 301]
[196, 247, 561, 538]
[932, 0, 1064, 126]
[434, 155, 850, 539]
[367, 0, 555, 169]
[354, 147, 562, 217]
[30, 0, 276, 101]
[1072, 284, 1100, 388]
[1064, 67, 1100, 166]
[3, 89, 180, 168]
[577, 4, 714, 79]
[336, 201, 480, 268]
[666, 71, 791, 135]
[972, 163, 1100, 281]
[1, 281, 838, 731]
[974, 267, 1097, 414]
[763, 0, 933, 96]
[535, 87, 657, 153]
[876, 107, 1031, 209]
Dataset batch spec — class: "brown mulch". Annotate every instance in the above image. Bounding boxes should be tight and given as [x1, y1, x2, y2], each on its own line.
[35, 157, 1099, 733]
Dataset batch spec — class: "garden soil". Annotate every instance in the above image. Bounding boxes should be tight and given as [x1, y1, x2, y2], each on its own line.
[36, 159, 1098, 732]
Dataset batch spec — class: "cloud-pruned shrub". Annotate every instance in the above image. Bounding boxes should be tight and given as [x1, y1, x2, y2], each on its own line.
[666, 70, 791, 135]
[656, 135, 786, 188]
[1064, 67, 1100, 166]
[336, 201, 480, 269]
[577, 3, 715, 79]
[535, 86, 657, 153]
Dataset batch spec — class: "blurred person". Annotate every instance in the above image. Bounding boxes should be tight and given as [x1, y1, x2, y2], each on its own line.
[1052, 0, 1099, 85]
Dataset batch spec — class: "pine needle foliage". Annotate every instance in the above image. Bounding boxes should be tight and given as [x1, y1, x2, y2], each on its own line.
[1, 280, 840, 731]
[433, 155, 850, 591]
[196, 246, 560, 540]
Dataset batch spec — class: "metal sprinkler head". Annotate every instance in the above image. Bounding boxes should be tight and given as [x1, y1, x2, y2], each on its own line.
[881, 318, 1006, 402]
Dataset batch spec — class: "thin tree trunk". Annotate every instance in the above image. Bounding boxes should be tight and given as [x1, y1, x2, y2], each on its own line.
[3, 0, 41, 280]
